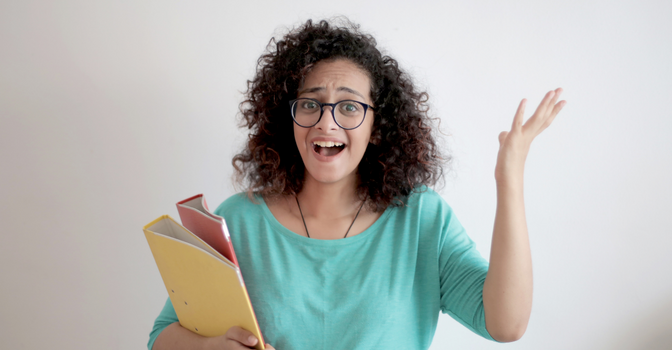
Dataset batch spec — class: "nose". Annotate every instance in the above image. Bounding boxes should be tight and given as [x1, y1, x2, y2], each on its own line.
[315, 105, 339, 131]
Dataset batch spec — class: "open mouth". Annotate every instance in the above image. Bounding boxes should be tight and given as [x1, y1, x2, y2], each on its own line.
[313, 141, 345, 157]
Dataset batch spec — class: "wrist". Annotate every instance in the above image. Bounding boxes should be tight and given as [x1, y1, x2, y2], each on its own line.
[202, 336, 215, 350]
[495, 169, 524, 188]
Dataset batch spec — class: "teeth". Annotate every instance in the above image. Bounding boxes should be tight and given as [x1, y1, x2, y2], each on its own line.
[313, 141, 343, 147]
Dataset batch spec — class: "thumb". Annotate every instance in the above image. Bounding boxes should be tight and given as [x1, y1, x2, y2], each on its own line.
[498, 131, 508, 146]
[225, 326, 258, 347]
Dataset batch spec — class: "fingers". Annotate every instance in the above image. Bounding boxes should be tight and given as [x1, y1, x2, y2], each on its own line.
[540, 99, 567, 132]
[536, 89, 558, 117]
[499, 131, 508, 146]
[265, 344, 276, 350]
[537, 88, 565, 132]
[524, 90, 554, 131]
[512, 99, 526, 130]
[525, 88, 565, 134]
[225, 326, 259, 348]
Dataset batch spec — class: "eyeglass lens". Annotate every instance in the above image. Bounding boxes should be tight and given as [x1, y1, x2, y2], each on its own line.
[292, 99, 366, 129]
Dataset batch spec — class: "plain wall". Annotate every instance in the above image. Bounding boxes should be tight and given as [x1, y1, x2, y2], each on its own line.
[1, 0, 671, 349]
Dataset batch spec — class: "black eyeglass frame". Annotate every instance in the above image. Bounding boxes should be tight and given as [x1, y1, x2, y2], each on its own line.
[289, 98, 376, 130]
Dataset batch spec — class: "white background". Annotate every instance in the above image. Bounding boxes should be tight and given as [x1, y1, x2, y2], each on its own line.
[1, 1, 671, 349]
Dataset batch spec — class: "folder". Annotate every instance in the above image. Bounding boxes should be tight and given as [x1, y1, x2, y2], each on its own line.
[144, 214, 265, 349]
[176, 194, 239, 267]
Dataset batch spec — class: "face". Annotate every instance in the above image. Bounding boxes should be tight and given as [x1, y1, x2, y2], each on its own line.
[293, 59, 375, 186]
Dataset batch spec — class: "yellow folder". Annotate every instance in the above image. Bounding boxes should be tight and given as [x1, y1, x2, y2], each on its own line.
[144, 215, 264, 349]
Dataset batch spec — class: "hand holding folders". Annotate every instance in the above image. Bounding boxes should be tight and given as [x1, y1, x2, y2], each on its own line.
[143, 194, 265, 350]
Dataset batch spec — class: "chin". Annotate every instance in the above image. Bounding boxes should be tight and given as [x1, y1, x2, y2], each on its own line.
[305, 165, 357, 185]
[308, 171, 348, 184]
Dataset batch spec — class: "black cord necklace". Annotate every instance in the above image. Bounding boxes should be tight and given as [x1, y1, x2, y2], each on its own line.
[295, 196, 366, 239]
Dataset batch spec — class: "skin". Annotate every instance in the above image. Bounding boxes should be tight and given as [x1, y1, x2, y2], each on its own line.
[483, 88, 566, 341]
[275, 60, 567, 341]
[267, 59, 381, 240]
[153, 322, 275, 350]
[153, 59, 378, 349]
[153, 59, 566, 347]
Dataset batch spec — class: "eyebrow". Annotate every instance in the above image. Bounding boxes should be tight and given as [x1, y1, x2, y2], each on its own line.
[297, 86, 366, 100]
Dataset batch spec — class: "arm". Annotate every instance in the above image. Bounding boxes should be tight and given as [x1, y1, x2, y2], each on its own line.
[153, 323, 274, 350]
[153, 323, 210, 350]
[483, 88, 566, 342]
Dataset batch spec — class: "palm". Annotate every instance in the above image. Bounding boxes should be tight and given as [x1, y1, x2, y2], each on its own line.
[495, 88, 567, 180]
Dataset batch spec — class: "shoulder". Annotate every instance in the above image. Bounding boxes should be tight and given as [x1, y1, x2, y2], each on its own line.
[400, 187, 465, 241]
[403, 186, 455, 217]
[213, 192, 263, 219]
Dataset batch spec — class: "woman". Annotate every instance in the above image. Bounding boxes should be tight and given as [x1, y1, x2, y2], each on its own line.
[149, 19, 566, 350]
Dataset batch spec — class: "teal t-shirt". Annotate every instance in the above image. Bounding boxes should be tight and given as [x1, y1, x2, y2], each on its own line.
[148, 188, 494, 349]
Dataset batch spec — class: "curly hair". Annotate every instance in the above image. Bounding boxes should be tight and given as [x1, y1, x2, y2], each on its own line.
[233, 18, 447, 212]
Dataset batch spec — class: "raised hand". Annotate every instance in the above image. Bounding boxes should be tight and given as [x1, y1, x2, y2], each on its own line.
[494, 88, 567, 182]
[483, 88, 567, 341]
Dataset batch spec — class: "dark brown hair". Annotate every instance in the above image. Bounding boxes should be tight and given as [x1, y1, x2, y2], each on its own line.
[233, 18, 446, 212]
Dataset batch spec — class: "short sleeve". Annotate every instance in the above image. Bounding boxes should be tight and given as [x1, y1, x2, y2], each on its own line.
[438, 208, 496, 341]
[147, 297, 179, 350]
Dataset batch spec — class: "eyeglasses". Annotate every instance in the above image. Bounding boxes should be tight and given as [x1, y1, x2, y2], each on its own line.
[289, 98, 375, 130]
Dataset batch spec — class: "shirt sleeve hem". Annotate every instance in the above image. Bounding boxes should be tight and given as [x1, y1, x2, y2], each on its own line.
[445, 310, 501, 343]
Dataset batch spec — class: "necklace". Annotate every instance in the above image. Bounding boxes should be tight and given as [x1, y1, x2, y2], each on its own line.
[295, 196, 366, 239]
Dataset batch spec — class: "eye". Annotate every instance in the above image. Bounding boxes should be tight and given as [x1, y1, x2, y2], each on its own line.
[339, 102, 360, 113]
[300, 100, 319, 110]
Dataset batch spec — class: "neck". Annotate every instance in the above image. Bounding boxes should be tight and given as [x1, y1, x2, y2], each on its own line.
[296, 171, 362, 219]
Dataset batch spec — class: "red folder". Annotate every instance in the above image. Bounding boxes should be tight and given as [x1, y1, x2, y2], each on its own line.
[176, 194, 239, 267]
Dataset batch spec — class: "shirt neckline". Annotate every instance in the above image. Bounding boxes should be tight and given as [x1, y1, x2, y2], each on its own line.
[257, 195, 394, 247]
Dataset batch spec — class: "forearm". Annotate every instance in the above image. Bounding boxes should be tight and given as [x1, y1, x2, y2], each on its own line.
[152, 322, 211, 350]
[483, 175, 533, 342]
[480, 88, 564, 342]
